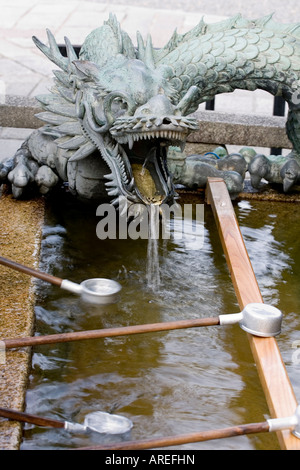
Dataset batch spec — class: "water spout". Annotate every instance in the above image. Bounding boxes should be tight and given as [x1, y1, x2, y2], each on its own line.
[146, 204, 161, 290]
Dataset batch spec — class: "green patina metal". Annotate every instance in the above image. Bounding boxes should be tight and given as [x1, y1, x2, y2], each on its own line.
[1, 13, 300, 204]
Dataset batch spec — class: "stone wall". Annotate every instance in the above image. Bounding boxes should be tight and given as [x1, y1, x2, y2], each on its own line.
[0, 191, 44, 450]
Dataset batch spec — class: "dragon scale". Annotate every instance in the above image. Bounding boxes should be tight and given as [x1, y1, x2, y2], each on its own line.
[155, 15, 300, 153]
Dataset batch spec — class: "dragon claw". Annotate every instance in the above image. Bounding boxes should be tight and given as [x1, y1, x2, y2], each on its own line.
[35, 166, 59, 194]
[0, 158, 15, 180]
[8, 162, 34, 189]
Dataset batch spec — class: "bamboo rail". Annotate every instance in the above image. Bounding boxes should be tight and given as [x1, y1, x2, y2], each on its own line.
[205, 177, 300, 450]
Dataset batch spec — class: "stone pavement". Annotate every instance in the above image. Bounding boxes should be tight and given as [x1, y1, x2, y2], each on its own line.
[0, 0, 228, 99]
[0, 1, 218, 157]
[1, 0, 293, 159]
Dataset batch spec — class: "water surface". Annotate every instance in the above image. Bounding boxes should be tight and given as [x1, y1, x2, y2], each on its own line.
[21, 196, 300, 450]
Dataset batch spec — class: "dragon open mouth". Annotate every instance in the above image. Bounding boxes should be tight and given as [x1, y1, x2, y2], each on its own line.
[110, 115, 198, 205]
[121, 138, 174, 205]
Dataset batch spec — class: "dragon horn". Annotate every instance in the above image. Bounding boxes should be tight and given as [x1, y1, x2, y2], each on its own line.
[136, 32, 155, 69]
[136, 31, 145, 60]
[64, 36, 78, 65]
[145, 34, 155, 69]
[32, 29, 69, 72]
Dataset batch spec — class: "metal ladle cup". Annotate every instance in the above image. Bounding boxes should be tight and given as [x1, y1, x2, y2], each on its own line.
[219, 303, 283, 337]
[61, 278, 122, 305]
[77, 411, 133, 435]
[0, 255, 122, 305]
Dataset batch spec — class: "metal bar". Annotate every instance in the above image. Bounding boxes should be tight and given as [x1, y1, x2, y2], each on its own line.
[273, 96, 286, 117]
[205, 177, 300, 450]
[58, 44, 81, 57]
[271, 96, 286, 155]
[205, 98, 215, 111]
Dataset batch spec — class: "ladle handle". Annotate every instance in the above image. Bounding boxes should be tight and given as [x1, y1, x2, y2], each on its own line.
[4, 317, 221, 349]
[0, 407, 64, 429]
[0, 255, 63, 287]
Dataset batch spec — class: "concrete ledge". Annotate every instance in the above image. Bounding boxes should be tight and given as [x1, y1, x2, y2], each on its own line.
[189, 110, 292, 149]
[0, 95, 293, 150]
[0, 96, 42, 130]
[0, 190, 45, 450]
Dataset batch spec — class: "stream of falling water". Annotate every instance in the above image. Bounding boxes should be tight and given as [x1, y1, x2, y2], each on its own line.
[146, 204, 161, 290]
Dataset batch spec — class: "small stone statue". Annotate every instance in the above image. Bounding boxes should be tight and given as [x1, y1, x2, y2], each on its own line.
[248, 154, 300, 191]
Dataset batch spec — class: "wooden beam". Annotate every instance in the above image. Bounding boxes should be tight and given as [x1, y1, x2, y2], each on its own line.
[206, 177, 300, 450]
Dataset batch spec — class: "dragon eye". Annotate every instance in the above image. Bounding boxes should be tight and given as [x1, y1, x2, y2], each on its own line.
[103, 91, 136, 123]
[110, 97, 129, 117]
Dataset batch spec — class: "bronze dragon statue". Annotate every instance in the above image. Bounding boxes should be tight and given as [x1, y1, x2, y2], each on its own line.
[1, 13, 300, 206]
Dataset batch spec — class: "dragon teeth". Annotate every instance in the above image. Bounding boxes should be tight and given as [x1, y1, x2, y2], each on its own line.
[119, 130, 185, 145]
[127, 177, 135, 190]
[128, 135, 134, 150]
[107, 187, 119, 196]
[104, 173, 114, 180]
[111, 198, 119, 207]
[105, 180, 116, 188]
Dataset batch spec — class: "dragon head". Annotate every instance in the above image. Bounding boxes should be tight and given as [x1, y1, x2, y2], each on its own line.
[71, 48, 199, 206]
[33, 15, 199, 207]
[110, 92, 198, 205]
[73, 56, 199, 206]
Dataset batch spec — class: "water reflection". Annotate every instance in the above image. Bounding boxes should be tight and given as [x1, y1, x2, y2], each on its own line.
[237, 200, 290, 305]
[21, 197, 299, 450]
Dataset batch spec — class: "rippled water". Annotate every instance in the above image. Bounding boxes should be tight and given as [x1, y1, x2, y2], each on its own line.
[20, 196, 300, 450]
